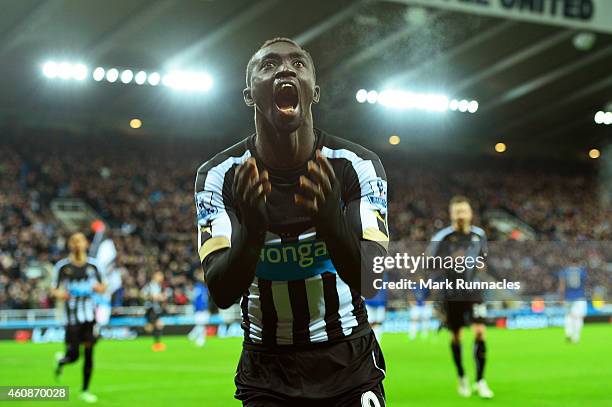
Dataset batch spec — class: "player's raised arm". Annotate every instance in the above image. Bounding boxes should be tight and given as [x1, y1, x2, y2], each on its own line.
[195, 157, 271, 308]
[50, 262, 69, 300]
[91, 263, 107, 294]
[295, 149, 388, 298]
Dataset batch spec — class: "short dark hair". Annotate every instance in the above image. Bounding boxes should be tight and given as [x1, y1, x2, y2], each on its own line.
[245, 37, 315, 87]
[449, 195, 470, 207]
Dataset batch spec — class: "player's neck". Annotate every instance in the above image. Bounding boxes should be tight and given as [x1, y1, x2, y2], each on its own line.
[70, 252, 87, 266]
[452, 222, 471, 234]
[254, 114, 315, 170]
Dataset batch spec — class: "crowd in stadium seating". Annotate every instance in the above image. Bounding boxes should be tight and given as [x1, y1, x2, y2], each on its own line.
[1, 132, 610, 310]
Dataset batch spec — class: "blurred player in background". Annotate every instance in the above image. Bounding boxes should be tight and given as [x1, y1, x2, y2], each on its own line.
[142, 271, 166, 351]
[408, 285, 432, 341]
[188, 273, 209, 347]
[428, 196, 493, 399]
[51, 232, 106, 404]
[195, 37, 388, 405]
[559, 259, 588, 343]
[88, 220, 119, 326]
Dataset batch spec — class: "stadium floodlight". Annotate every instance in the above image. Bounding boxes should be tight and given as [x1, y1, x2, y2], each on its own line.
[366, 90, 378, 104]
[356, 89, 368, 103]
[380, 90, 414, 109]
[93, 67, 105, 81]
[468, 100, 479, 113]
[495, 142, 507, 153]
[377, 90, 448, 111]
[106, 68, 119, 83]
[414, 93, 431, 110]
[120, 69, 133, 84]
[162, 71, 185, 89]
[603, 112, 612, 125]
[589, 148, 600, 159]
[42, 61, 58, 78]
[359, 89, 476, 113]
[58, 62, 72, 80]
[73, 64, 87, 81]
[39, 61, 213, 92]
[378, 90, 404, 108]
[148, 72, 161, 86]
[135, 71, 147, 85]
[162, 72, 173, 87]
[194, 72, 213, 91]
[594, 111, 604, 124]
[42, 61, 88, 81]
[162, 71, 213, 91]
[427, 94, 449, 111]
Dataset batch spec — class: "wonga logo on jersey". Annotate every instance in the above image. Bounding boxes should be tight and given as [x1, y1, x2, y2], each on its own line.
[195, 191, 219, 224]
[68, 280, 94, 296]
[257, 240, 334, 281]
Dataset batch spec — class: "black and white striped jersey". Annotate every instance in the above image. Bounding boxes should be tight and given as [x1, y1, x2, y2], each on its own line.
[52, 258, 102, 326]
[142, 281, 164, 313]
[427, 225, 488, 300]
[194, 129, 389, 348]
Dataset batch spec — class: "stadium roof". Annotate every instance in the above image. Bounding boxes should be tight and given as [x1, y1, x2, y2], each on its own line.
[0, 0, 611, 158]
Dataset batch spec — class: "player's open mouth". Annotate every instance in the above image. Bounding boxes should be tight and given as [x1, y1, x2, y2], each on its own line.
[274, 83, 299, 115]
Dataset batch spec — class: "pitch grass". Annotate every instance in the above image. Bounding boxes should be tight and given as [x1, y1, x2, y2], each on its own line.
[1, 325, 610, 406]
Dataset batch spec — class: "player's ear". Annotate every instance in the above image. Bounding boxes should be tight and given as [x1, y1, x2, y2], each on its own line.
[312, 85, 320, 104]
[243, 87, 255, 107]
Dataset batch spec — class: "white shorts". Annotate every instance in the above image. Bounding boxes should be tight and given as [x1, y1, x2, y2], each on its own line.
[567, 300, 587, 318]
[95, 305, 111, 326]
[410, 304, 433, 320]
[366, 305, 386, 324]
[194, 311, 210, 325]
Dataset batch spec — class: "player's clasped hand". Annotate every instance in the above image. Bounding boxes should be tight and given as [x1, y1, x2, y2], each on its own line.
[233, 157, 272, 237]
[295, 149, 341, 230]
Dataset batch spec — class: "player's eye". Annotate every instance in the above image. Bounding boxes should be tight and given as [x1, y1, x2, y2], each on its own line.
[294, 60, 305, 68]
[261, 61, 275, 70]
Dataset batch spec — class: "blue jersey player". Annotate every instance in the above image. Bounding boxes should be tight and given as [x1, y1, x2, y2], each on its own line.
[189, 274, 209, 347]
[409, 285, 432, 340]
[559, 263, 588, 343]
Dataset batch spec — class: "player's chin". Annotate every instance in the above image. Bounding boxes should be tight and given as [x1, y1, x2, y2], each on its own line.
[271, 108, 303, 133]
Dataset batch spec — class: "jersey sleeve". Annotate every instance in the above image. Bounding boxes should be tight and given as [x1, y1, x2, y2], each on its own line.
[473, 226, 488, 257]
[93, 265, 103, 284]
[88, 259, 104, 284]
[194, 164, 236, 264]
[426, 239, 441, 258]
[427, 227, 453, 258]
[341, 151, 389, 249]
[557, 268, 566, 282]
[51, 262, 63, 290]
[481, 233, 488, 257]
